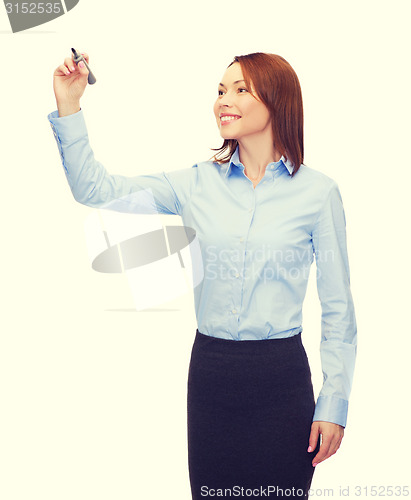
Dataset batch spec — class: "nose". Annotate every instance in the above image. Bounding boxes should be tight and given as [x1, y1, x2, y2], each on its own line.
[218, 90, 233, 107]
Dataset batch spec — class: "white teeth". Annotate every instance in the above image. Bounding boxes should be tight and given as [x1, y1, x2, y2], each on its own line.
[221, 115, 240, 122]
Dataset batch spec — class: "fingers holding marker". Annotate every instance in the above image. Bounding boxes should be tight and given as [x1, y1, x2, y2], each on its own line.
[71, 48, 96, 84]
[53, 49, 95, 89]
[52, 51, 94, 112]
[70, 52, 89, 67]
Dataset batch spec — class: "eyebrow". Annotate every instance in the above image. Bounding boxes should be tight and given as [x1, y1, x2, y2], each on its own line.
[218, 80, 245, 88]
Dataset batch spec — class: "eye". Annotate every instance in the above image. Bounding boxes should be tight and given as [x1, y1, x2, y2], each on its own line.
[218, 88, 248, 96]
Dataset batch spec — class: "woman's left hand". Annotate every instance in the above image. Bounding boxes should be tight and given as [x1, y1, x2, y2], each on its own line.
[308, 421, 344, 467]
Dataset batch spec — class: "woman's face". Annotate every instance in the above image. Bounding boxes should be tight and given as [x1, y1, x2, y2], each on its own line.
[213, 62, 272, 142]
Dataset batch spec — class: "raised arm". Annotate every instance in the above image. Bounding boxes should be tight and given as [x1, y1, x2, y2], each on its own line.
[49, 51, 197, 215]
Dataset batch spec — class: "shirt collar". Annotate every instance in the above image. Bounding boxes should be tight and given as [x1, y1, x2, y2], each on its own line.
[223, 144, 294, 178]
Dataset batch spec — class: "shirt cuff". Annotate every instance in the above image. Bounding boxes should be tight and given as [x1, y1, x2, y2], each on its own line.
[313, 395, 348, 428]
[47, 109, 87, 144]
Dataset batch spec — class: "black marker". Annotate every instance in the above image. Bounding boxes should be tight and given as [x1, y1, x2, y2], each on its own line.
[71, 48, 97, 85]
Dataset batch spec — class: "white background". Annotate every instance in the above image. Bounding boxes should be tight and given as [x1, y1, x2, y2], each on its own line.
[1, 0, 410, 498]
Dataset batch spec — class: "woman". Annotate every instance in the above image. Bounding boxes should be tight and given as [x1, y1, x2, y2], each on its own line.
[49, 51, 357, 498]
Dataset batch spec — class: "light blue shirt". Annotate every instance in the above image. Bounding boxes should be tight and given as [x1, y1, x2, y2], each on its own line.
[48, 109, 357, 428]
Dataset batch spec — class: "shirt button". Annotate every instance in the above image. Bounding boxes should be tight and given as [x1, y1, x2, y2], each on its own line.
[231, 309, 237, 314]
[235, 272, 240, 278]
[249, 208, 253, 213]
[239, 237, 244, 243]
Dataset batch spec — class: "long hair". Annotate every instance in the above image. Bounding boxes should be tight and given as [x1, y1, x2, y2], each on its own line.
[210, 53, 304, 177]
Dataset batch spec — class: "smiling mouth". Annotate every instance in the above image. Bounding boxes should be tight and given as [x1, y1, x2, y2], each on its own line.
[220, 116, 241, 125]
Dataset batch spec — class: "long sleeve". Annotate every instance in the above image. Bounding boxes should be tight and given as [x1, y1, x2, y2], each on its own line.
[311, 180, 357, 428]
[47, 110, 198, 215]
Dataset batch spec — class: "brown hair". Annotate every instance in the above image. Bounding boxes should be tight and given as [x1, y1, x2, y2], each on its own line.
[210, 52, 304, 177]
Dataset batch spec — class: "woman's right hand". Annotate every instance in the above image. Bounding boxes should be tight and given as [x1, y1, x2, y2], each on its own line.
[53, 51, 90, 116]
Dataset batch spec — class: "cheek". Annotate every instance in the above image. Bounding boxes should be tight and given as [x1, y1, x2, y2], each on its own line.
[249, 105, 270, 126]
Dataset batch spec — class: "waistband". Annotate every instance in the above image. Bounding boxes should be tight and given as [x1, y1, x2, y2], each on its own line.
[194, 328, 303, 356]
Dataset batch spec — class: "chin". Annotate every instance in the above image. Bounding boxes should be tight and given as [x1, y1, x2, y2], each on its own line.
[220, 132, 238, 140]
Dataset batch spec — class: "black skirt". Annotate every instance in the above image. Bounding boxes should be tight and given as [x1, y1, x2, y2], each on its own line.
[187, 329, 320, 499]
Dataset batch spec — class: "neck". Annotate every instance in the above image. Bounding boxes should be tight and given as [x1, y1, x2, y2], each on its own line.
[237, 136, 281, 180]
